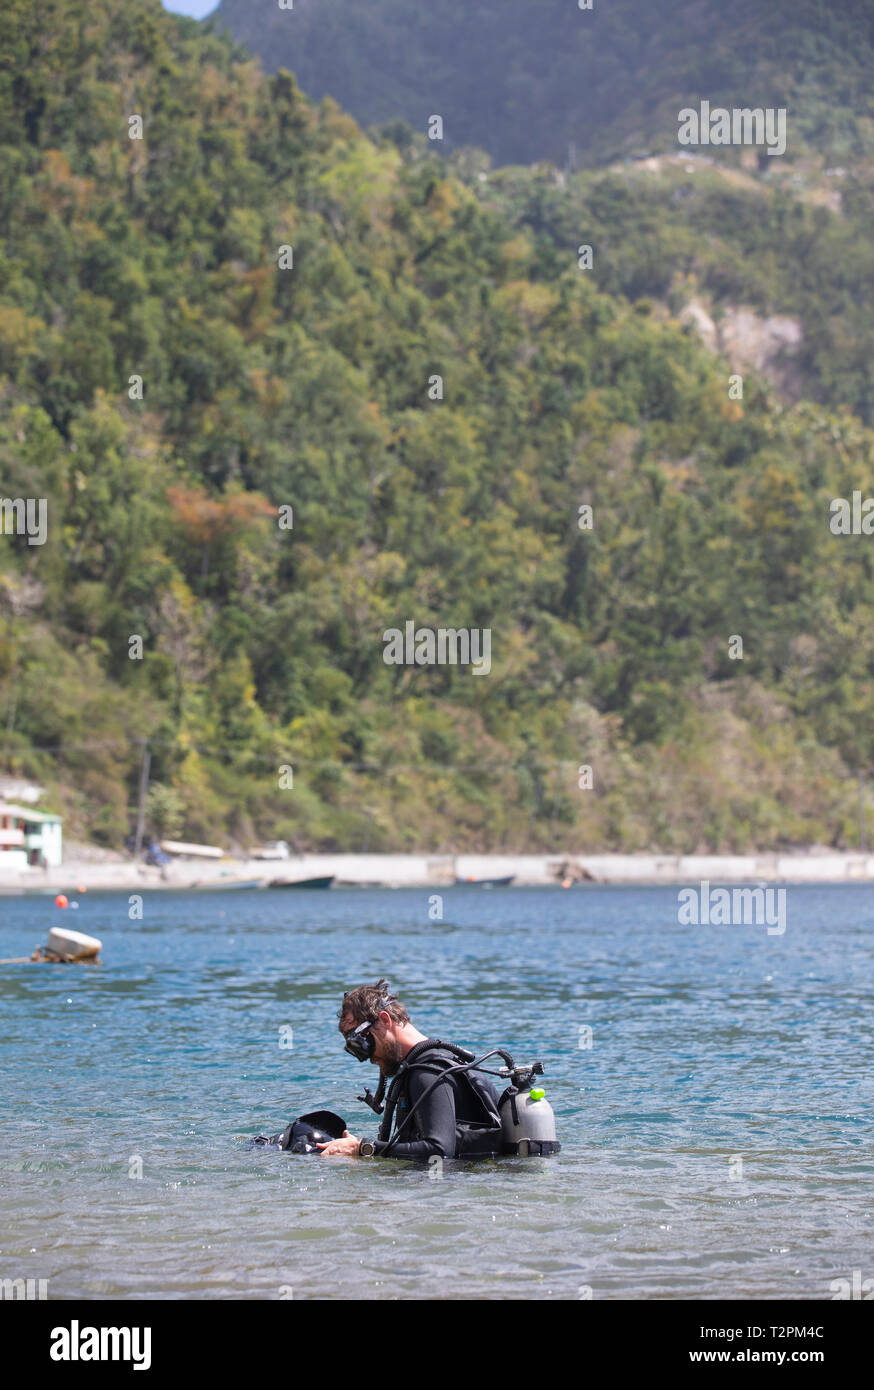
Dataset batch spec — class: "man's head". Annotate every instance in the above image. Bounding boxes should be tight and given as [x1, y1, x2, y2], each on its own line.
[338, 979, 420, 1076]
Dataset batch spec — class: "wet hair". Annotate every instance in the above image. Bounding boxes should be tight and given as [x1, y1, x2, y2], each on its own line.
[338, 978, 410, 1028]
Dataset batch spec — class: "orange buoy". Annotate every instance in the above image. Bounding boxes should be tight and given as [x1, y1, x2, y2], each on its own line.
[55, 894, 69, 909]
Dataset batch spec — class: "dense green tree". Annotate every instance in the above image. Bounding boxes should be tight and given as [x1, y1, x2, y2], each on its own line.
[1, 0, 873, 853]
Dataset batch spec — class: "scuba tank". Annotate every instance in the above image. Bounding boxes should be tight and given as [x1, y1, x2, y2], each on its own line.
[498, 1060, 561, 1156]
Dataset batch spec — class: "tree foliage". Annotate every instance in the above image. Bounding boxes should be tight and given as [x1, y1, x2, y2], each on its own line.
[0, 0, 872, 853]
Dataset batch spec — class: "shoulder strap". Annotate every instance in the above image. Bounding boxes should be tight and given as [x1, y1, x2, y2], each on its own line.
[377, 1040, 477, 1142]
[408, 1038, 476, 1066]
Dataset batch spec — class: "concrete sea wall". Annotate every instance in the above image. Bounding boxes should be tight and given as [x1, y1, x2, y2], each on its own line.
[3, 850, 874, 894]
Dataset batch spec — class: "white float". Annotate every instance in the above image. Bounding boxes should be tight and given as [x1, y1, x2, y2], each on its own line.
[44, 927, 102, 961]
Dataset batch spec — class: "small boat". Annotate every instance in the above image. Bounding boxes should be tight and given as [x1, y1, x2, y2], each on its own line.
[268, 875, 335, 890]
[160, 839, 224, 859]
[454, 875, 515, 888]
[191, 878, 264, 891]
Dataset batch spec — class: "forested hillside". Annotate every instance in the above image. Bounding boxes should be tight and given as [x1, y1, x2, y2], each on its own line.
[458, 155, 874, 426]
[1, 0, 874, 854]
[212, 0, 874, 168]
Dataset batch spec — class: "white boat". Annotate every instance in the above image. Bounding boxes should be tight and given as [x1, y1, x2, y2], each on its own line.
[160, 839, 224, 859]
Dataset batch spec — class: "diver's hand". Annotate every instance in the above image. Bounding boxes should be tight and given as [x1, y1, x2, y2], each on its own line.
[316, 1130, 361, 1156]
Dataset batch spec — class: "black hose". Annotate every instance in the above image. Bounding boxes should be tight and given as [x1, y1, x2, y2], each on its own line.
[380, 1049, 513, 1155]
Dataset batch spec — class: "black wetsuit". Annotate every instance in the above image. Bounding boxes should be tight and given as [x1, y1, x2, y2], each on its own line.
[373, 1041, 503, 1159]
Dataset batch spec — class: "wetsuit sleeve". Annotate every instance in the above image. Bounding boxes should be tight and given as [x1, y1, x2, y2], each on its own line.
[373, 1066, 456, 1159]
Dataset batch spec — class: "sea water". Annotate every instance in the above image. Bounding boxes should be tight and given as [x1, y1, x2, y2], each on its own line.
[0, 884, 871, 1300]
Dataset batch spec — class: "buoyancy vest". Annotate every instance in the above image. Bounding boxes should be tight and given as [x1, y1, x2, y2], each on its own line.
[378, 1038, 504, 1158]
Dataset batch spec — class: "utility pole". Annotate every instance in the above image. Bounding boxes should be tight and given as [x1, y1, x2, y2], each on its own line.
[859, 772, 867, 852]
[134, 739, 151, 859]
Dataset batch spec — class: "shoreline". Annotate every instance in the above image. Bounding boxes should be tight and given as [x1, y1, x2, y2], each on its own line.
[3, 849, 874, 895]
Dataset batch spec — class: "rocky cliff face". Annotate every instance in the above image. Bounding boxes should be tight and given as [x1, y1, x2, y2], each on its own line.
[682, 299, 804, 398]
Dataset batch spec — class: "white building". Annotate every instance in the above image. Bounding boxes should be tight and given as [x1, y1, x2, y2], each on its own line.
[0, 802, 63, 870]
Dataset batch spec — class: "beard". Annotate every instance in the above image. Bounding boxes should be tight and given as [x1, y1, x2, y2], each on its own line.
[379, 1036, 406, 1077]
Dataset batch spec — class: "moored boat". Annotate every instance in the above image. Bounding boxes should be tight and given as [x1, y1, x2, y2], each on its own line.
[453, 875, 515, 888]
[268, 875, 335, 890]
[190, 877, 264, 890]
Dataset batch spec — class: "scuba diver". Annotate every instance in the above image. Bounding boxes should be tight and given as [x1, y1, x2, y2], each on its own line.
[316, 978, 559, 1160]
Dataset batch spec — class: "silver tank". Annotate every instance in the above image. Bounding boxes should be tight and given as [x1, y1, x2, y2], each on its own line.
[499, 1084, 560, 1155]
